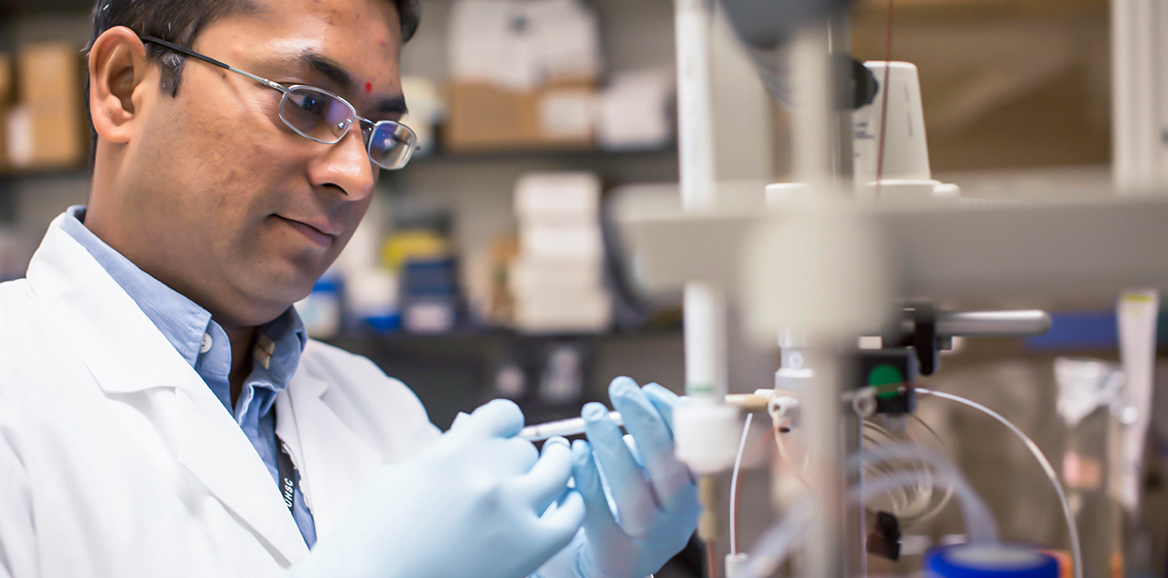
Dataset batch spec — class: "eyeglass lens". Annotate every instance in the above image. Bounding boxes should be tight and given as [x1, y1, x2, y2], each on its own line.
[278, 86, 417, 170]
[279, 87, 355, 142]
[368, 122, 417, 170]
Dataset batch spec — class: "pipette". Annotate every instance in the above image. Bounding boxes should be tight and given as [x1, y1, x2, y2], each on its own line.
[519, 411, 624, 441]
[517, 392, 774, 441]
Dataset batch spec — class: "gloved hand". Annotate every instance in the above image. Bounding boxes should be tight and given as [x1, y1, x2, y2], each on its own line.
[537, 377, 700, 578]
[289, 399, 584, 578]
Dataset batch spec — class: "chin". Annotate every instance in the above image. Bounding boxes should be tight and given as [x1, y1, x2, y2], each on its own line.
[228, 278, 316, 326]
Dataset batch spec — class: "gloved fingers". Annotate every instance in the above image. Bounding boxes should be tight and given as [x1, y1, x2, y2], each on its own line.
[610, 378, 678, 479]
[612, 382, 691, 518]
[571, 439, 622, 538]
[457, 399, 526, 438]
[623, 434, 643, 467]
[450, 411, 472, 431]
[582, 400, 655, 532]
[514, 437, 574, 514]
[499, 437, 541, 473]
[611, 379, 693, 512]
[642, 383, 681, 435]
[536, 488, 586, 546]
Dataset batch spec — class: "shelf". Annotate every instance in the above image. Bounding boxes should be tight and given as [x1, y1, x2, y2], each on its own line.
[1, 0, 93, 18]
[0, 146, 674, 185]
[325, 325, 683, 430]
[0, 164, 89, 179]
[411, 144, 677, 165]
[327, 322, 682, 346]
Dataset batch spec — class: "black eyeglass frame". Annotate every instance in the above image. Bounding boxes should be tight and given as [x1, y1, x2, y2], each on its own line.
[139, 35, 419, 171]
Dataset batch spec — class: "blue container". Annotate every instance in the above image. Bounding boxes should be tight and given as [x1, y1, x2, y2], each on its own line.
[925, 544, 1058, 578]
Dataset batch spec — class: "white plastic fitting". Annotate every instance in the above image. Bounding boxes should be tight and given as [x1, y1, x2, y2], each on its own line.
[673, 400, 742, 474]
[767, 396, 802, 429]
[725, 553, 750, 578]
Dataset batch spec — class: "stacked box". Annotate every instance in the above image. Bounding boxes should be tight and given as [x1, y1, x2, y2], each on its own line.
[511, 172, 611, 333]
[0, 53, 11, 169]
[443, 0, 601, 152]
[11, 43, 85, 168]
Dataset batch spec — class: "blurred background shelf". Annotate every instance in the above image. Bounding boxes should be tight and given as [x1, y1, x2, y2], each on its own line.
[326, 325, 686, 430]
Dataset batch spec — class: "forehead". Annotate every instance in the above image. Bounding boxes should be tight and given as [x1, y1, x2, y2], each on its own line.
[199, 0, 403, 93]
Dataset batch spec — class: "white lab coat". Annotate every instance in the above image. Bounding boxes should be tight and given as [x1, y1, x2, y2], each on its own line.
[0, 214, 442, 577]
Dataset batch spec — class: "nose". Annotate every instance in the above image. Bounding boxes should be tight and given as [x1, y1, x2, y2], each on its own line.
[308, 125, 377, 200]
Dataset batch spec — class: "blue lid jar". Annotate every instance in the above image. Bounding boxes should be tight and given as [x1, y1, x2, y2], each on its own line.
[925, 544, 1059, 578]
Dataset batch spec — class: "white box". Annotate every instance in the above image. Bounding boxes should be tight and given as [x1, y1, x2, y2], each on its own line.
[515, 171, 602, 219]
[448, 0, 602, 90]
[514, 289, 611, 333]
[597, 70, 673, 150]
[509, 259, 604, 296]
[519, 224, 603, 261]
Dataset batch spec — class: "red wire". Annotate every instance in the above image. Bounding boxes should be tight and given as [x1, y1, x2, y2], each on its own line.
[874, 0, 895, 201]
[706, 539, 719, 578]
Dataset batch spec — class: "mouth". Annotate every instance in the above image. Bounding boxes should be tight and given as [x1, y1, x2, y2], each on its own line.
[276, 215, 338, 248]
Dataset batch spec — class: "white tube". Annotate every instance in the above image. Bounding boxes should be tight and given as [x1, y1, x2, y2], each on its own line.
[683, 282, 728, 400]
[1117, 289, 1159, 514]
[917, 388, 1082, 578]
[1112, 0, 1163, 194]
[675, 0, 728, 412]
[730, 413, 754, 554]
[675, 0, 716, 212]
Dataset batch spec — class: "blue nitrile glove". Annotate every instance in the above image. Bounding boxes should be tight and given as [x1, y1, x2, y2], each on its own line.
[289, 399, 584, 578]
[536, 377, 700, 578]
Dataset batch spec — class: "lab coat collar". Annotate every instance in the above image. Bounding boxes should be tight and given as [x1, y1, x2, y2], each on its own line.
[25, 214, 312, 564]
[26, 214, 199, 395]
[277, 366, 382, 539]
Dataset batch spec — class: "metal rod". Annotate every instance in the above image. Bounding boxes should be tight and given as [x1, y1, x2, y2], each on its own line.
[899, 310, 1052, 338]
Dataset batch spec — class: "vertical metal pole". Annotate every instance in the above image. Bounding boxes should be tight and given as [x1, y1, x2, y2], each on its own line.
[1112, 0, 1166, 194]
[789, 20, 847, 578]
[827, 14, 865, 578]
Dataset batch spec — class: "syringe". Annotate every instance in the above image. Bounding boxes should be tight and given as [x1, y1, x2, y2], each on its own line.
[517, 392, 774, 441]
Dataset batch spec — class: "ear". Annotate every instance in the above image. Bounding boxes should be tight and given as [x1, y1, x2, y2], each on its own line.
[88, 26, 153, 145]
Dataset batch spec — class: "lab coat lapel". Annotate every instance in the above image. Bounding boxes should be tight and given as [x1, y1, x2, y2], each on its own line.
[25, 216, 311, 564]
[171, 391, 310, 564]
[278, 369, 383, 539]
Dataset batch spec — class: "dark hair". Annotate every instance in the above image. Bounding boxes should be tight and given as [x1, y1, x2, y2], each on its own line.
[85, 0, 421, 164]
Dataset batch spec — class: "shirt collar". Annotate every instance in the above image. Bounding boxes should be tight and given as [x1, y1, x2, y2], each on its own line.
[249, 309, 308, 416]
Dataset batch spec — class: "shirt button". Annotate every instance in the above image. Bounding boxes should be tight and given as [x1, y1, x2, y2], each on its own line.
[200, 333, 213, 354]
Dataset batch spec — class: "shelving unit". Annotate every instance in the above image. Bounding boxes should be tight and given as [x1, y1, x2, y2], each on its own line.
[0, 0, 699, 421]
[328, 325, 686, 429]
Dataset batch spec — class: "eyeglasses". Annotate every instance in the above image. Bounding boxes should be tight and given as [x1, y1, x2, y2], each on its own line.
[140, 35, 418, 171]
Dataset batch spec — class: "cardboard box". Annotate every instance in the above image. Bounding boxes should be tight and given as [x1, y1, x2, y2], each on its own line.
[0, 54, 13, 170]
[443, 80, 594, 152]
[0, 54, 12, 105]
[12, 43, 86, 168]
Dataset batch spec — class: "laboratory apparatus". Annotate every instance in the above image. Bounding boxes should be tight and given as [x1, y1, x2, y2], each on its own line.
[605, 0, 1168, 575]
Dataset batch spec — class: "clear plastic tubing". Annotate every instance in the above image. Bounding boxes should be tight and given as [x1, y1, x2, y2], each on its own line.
[853, 443, 999, 545]
[917, 388, 1083, 578]
[738, 446, 998, 578]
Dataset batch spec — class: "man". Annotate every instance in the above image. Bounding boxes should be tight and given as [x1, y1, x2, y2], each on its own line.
[0, 0, 699, 576]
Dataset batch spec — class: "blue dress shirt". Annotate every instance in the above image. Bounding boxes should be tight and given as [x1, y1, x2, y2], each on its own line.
[61, 206, 318, 547]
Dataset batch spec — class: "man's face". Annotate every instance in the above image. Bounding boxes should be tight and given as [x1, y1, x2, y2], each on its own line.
[114, 0, 403, 327]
